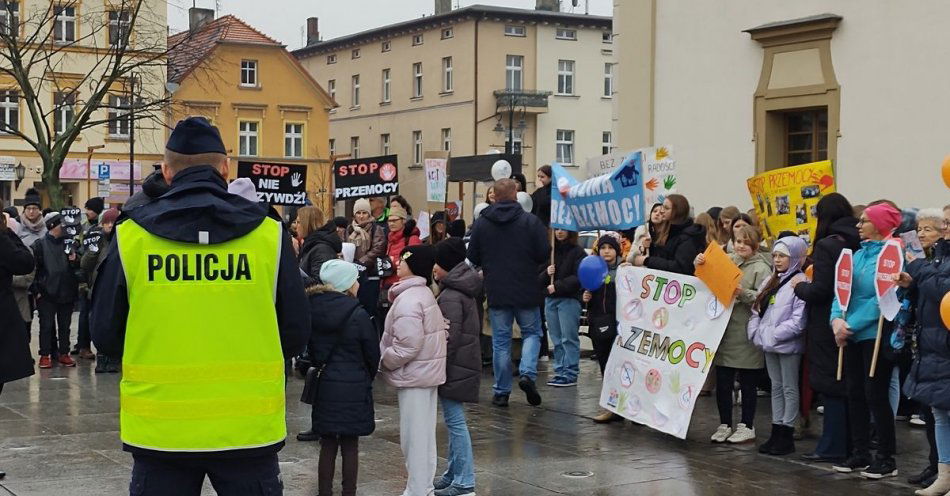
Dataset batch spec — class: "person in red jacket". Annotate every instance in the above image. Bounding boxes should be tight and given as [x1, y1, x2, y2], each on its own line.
[379, 205, 421, 326]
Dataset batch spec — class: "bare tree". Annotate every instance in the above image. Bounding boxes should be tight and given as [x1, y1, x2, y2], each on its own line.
[0, 0, 187, 207]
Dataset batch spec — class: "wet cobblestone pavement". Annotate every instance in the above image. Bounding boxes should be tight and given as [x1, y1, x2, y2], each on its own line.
[0, 332, 930, 495]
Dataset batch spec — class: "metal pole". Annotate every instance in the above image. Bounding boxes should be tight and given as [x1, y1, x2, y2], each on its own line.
[506, 92, 514, 155]
[128, 74, 135, 197]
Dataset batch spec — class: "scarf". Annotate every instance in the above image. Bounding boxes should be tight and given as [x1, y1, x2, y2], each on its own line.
[348, 219, 372, 255]
[21, 215, 45, 234]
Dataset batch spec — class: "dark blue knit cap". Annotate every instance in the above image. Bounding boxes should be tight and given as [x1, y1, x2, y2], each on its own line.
[165, 116, 226, 155]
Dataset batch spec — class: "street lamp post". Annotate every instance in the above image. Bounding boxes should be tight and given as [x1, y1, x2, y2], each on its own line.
[128, 73, 137, 197]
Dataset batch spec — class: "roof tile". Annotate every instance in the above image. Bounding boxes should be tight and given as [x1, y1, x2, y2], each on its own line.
[168, 15, 283, 83]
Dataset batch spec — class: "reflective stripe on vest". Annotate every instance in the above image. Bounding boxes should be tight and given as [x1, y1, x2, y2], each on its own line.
[116, 218, 286, 452]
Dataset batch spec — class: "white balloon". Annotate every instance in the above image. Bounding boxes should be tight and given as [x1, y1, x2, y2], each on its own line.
[473, 202, 490, 218]
[516, 191, 533, 212]
[491, 160, 512, 181]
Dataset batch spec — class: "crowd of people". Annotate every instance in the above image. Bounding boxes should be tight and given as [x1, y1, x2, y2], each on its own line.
[1, 117, 949, 496]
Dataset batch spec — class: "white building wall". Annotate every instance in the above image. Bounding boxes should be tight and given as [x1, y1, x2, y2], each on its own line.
[535, 24, 615, 178]
[646, 0, 950, 211]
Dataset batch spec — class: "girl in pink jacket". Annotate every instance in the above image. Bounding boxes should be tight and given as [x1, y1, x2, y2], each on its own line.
[381, 244, 448, 496]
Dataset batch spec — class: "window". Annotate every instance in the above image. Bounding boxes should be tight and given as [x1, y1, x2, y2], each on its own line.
[350, 136, 360, 159]
[327, 79, 336, 102]
[441, 57, 453, 93]
[557, 59, 575, 95]
[327, 54, 337, 64]
[53, 6, 75, 43]
[351, 74, 360, 107]
[328, 138, 335, 156]
[284, 123, 303, 158]
[0, 2, 19, 40]
[601, 131, 612, 155]
[504, 24, 525, 37]
[380, 133, 390, 155]
[441, 128, 451, 152]
[441, 27, 453, 39]
[381, 40, 391, 52]
[107, 94, 130, 138]
[108, 10, 130, 46]
[351, 48, 360, 59]
[603, 63, 614, 97]
[381, 68, 391, 103]
[240, 60, 257, 87]
[505, 55, 523, 91]
[784, 109, 828, 166]
[556, 129, 574, 164]
[238, 121, 259, 156]
[54, 91, 75, 136]
[412, 33, 423, 46]
[412, 62, 423, 98]
[0, 90, 18, 133]
[412, 130, 422, 165]
[602, 31, 613, 43]
[555, 28, 576, 40]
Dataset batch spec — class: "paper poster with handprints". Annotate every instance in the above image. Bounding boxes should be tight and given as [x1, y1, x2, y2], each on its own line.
[642, 146, 677, 209]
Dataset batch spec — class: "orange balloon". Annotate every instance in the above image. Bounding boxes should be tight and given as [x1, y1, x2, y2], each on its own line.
[942, 292, 950, 330]
[943, 154, 950, 189]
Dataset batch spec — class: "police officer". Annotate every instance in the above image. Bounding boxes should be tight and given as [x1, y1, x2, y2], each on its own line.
[91, 117, 309, 495]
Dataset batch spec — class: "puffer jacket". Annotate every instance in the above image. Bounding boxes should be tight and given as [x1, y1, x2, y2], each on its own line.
[903, 239, 950, 410]
[747, 237, 808, 354]
[380, 276, 448, 388]
[299, 226, 342, 282]
[437, 263, 483, 403]
[383, 227, 421, 288]
[644, 219, 706, 275]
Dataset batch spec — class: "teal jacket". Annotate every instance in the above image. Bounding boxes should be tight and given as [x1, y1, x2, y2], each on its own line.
[829, 240, 890, 343]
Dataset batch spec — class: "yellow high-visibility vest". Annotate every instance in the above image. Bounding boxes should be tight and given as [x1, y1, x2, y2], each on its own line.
[115, 218, 286, 452]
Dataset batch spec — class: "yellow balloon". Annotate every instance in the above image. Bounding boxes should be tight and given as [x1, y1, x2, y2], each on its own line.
[942, 292, 950, 330]
[943, 154, 950, 189]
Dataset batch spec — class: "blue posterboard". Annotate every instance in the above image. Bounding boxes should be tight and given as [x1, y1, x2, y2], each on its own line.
[550, 151, 645, 231]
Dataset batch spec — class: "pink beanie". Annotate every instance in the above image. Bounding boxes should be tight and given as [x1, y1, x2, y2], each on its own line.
[865, 203, 902, 237]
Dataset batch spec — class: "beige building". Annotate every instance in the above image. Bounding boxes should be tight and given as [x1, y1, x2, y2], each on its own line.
[614, 1, 950, 211]
[0, 0, 167, 208]
[294, 1, 613, 216]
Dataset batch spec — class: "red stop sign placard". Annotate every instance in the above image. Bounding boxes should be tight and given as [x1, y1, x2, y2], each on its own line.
[875, 240, 904, 300]
[835, 249, 853, 311]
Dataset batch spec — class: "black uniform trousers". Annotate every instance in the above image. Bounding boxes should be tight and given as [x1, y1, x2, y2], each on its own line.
[130, 454, 282, 496]
[38, 298, 73, 356]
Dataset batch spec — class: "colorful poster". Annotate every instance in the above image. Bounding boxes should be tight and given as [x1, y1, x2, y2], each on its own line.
[424, 158, 448, 203]
[549, 152, 645, 231]
[746, 161, 835, 244]
[600, 266, 734, 439]
[642, 146, 677, 208]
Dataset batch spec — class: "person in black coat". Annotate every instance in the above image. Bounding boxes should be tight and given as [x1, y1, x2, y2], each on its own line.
[540, 229, 586, 387]
[31, 213, 80, 368]
[792, 193, 860, 464]
[299, 215, 343, 283]
[585, 234, 623, 423]
[530, 165, 552, 227]
[630, 194, 706, 276]
[300, 260, 380, 496]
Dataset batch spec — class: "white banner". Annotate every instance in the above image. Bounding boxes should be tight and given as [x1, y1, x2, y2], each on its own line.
[600, 265, 733, 439]
[424, 158, 448, 203]
[642, 146, 677, 207]
[584, 149, 630, 179]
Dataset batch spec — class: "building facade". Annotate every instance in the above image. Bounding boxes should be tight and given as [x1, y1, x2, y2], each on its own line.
[294, 3, 613, 216]
[614, 0, 950, 211]
[168, 9, 335, 214]
[0, 0, 167, 208]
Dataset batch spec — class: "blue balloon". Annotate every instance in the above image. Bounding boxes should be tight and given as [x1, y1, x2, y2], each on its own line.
[578, 255, 609, 291]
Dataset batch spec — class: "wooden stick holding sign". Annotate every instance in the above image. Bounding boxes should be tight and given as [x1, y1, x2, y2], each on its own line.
[834, 249, 853, 381]
[869, 240, 904, 378]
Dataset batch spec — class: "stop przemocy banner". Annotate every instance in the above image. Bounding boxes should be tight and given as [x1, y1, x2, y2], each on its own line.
[549, 151, 645, 231]
[599, 265, 734, 439]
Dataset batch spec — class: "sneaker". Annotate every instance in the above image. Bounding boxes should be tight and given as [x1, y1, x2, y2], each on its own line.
[593, 411, 623, 424]
[434, 485, 475, 496]
[860, 457, 897, 480]
[491, 394, 509, 408]
[296, 429, 319, 442]
[710, 424, 733, 443]
[833, 455, 871, 474]
[546, 376, 563, 386]
[57, 354, 76, 367]
[38, 355, 52, 369]
[518, 376, 542, 406]
[817, 405, 825, 415]
[433, 476, 452, 491]
[908, 465, 937, 486]
[910, 414, 927, 427]
[726, 423, 755, 444]
[548, 377, 577, 388]
[79, 348, 96, 360]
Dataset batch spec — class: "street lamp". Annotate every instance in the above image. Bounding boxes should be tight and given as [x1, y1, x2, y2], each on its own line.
[85, 144, 106, 200]
[14, 162, 25, 189]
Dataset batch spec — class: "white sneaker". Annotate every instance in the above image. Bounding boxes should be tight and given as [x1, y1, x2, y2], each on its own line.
[910, 414, 926, 427]
[817, 405, 824, 415]
[727, 423, 756, 444]
[711, 424, 733, 443]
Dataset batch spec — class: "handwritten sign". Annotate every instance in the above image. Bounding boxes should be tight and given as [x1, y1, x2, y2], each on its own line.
[424, 158, 448, 203]
[237, 161, 308, 206]
[746, 161, 835, 244]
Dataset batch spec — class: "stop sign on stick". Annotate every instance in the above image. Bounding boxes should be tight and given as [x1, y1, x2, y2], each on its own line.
[835, 249, 853, 312]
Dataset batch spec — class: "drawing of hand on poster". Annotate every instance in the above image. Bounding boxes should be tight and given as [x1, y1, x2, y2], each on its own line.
[642, 146, 677, 208]
[600, 265, 734, 439]
[746, 161, 835, 244]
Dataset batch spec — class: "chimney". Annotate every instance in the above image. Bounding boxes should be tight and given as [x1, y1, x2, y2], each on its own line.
[188, 7, 214, 31]
[306, 17, 320, 45]
[535, 0, 560, 11]
[434, 0, 452, 15]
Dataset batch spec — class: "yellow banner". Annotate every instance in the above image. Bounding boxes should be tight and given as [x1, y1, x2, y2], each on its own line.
[746, 161, 836, 244]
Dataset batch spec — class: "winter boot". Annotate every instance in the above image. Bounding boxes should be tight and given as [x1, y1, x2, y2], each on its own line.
[915, 464, 950, 496]
[768, 425, 795, 456]
[758, 424, 780, 454]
